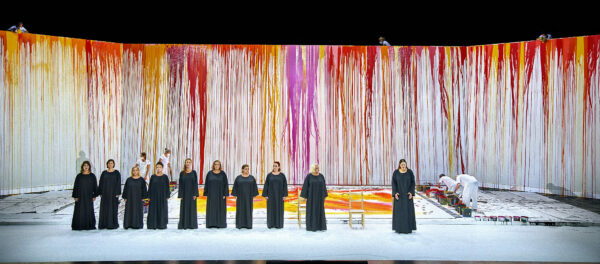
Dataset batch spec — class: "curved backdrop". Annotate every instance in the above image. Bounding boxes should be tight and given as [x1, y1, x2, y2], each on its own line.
[1, 31, 599, 198]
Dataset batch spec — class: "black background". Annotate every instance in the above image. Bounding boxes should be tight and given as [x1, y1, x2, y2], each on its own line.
[1, 5, 598, 46]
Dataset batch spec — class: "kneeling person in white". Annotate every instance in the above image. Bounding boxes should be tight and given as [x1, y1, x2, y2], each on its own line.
[454, 174, 479, 210]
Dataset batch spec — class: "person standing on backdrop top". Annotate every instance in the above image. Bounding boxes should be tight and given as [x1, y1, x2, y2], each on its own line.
[8, 22, 27, 33]
[379, 36, 391, 46]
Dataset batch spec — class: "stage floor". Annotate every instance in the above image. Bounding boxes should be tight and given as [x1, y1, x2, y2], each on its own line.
[1, 188, 599, 262]
[1, 187, 599, 225]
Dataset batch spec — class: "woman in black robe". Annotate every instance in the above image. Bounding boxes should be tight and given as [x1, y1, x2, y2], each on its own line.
[392, 158, 417, 234]
[122, 166, 148, 229]
[231, 164, 259, 229]
[300, 163, 328, 231]
[262, 161, 288, 228]
[72, 161, 98, 230]
[178, 158, 199, 229]
[147, 162, 171, 229]
[203, 160, 229, 228]
[98, 159, 121, 229]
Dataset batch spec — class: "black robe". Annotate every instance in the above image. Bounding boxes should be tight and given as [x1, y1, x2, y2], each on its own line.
[122, 177, 148, 229]
[71, 173, 98, 230]
[231, 175, 259, 229]
[203, 171, 229, 228]
[178, 170, 199, 229]
[98, 170, 121, 229]
[147, 174, 171, 229]
[300, 173, 328, 231]
[262, 172, 288, 228]
[392, 169, 417, 233]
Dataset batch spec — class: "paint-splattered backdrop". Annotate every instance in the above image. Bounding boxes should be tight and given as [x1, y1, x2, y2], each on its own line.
[1, 31, 598, 198]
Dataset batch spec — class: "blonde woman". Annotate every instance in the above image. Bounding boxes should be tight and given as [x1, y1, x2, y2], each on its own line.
[122, 166, 148, 229]
[300, 163, 328, 231]
[178, 158, 199, 229]
[203, 160, 229, 228]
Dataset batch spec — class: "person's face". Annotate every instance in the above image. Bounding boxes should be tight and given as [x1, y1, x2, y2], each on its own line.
[400, 162, 407, 169]
[133, 167, 140, 176]
[141, 154, 145, 161]
[214, 161, 221, 170]
[273, 163, 280, 172]
[83, 163, 90, 172]
[18, 23, 23, 27]
[166, 152, 170, 158]
[242, 166, 249, 175]
[185, 159, 192, 169]
[107, 161, 114, 169]
[156, 165, 163, 173]
[313, 165, 319, 173]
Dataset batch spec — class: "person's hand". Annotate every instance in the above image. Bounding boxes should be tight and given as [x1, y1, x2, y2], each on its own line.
[408, 193, 413, 199]
[147, 199, 151, 201]
[74, 198, 78, 202]
[193, 196, 197, 200]
[223, 196, 226, 199]
[265, 197, 269, 200]
[144, 176, 148, 182]
[92, 197, 96, 202]
[124, 199, 127, 202]
[394, 193, 399, 200]
[115, 195, 119, 198]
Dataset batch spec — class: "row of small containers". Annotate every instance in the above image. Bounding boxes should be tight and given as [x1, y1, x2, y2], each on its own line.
[417, 185, 529, 224]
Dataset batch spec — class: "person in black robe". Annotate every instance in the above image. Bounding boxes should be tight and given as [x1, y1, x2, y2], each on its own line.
[262, 161, 288, 228]
[72, 161, 98, 230]
[203, 160, 229, 228]
[122, 166, 148, 229]
[392, 158, 417, 234]
[231, 164, 259, 229]
[178, 158, 199, 229]
[147, 162, 171, 229]
[300, 163, 328, 231]
[97, 159, 121, 229]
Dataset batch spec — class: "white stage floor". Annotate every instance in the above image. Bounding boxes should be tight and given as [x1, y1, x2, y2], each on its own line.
[1, 189, 599, 262]
[0, 223, 598, 262]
